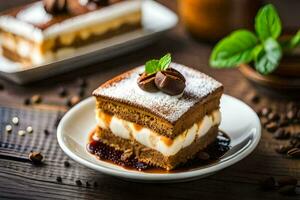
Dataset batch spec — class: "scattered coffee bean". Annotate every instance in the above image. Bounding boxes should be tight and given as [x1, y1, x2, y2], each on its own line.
[67, 96, 80, 107]
[78, 78, 87, 88]
[56, 176, 62, 183]
[286, 110, 296, 120]
[260, 118, 269, 127]
[273, 129, 290, 140]
[58, 87, 68, 97]
[23, 98, 31, 105]
[18, 130, 26, 136]
[250, 94, 260, 104]
[278, 185, 296, 196]
[75, 179, 82, 186]
[5, 124, 12, 133]
[198, 152, 210, 160]
[290, 138, 300, 148]
[29, 152, 43, 164]
[275, 145, 293, 154]
[12, 117, 19, 125]
[260, 177, 276, 190]
[287, 148, 300, 158]
[31, 95, 42, 104]
[26, 126, 33, 134]
[279, 119, 289, 127]
[93, 181, 98, 187]
[64, 161, 70, 167]
[44, 129, 50, 135]
[278, 176, 298, 187]
[0, 83, 4, 90]
[265, 122, 278, 133]
[267, 112, 280, 121]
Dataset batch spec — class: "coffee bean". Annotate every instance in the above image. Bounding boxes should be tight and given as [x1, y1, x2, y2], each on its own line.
[0, 83, 4, 90]
[273, 129, 290, 140]
[278, 176, 298, 187]
[268, 112, 280, 121]
[198, 152, 210, 160]
[23, 98, 31, 105]
[93, 181, 98, 187]
[58, 87, 68, 97]
[290, 138, 300, 148]
[286, 110, 296, 121]
[75, 179, 82, 186]
[56, 176, 62, 183]
[275, 145, 293, 154]
[44, 129, 50, 135]
[250, 94, 260, 104]
[31, 95, 42, 104]
[260, 177, 276, 190]
[64, 161, 70, 167]
[260, 118, 269, 127]
[278, 185, 296, 196]
[287, 148, 300, 158]
[29, 152, 43, 164]
[265, 122, 278, 133]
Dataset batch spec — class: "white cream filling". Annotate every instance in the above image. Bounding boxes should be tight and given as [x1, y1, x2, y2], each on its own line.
[0, 0, 141, 42]
[0, 9, 141, 65]
[96, 110, 221, 156]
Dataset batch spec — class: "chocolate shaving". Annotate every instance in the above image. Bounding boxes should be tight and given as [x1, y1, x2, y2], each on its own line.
[43, 0, 67, 15]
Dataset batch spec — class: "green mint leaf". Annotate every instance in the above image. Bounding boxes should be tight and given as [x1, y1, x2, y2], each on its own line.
[255, 4, 282, 41]
[145, 60, 160, 74]
[255, 38, 282, 74]
[158, 53, 171, 70]
[210, 30, 258, 68]
[289, 30, 300, 49]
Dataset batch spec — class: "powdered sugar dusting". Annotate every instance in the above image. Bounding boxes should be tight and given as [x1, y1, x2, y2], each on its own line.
[94, 63, 222, 123]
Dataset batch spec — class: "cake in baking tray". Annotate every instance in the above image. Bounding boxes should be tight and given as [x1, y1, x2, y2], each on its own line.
[0, 0, 142, 66]
[91, 54, 223, 170]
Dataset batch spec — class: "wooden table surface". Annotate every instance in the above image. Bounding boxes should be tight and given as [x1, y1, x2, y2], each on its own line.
[0, 1, 299, 200]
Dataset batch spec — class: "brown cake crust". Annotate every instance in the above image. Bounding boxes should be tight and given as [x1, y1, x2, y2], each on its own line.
[94, 125, 219, 170]
[93, 64, 223, 138]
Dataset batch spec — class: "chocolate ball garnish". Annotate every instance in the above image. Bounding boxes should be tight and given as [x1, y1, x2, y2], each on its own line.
[137, 73, 158, 92]
[154, 68, 186, 96]
[43, 0, 67, 15]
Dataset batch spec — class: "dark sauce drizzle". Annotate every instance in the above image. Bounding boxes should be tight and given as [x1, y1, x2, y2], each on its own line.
[87, 130, 231, 173]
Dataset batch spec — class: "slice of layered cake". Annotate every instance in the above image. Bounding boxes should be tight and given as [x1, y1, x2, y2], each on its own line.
[91, 54, 223, 170]
[0, 0, 142, 66]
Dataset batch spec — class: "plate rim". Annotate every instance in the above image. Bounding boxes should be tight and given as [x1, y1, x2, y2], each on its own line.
[57, 94, 261, 181]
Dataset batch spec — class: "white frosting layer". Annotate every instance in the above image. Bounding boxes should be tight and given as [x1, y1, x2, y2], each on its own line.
[96, 110, 221, 156]
[0, 0, 141, 42]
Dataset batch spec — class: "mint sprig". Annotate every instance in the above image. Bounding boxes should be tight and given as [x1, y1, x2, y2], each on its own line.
[145, 53, 171, 74]
[210, 4, 300, 75]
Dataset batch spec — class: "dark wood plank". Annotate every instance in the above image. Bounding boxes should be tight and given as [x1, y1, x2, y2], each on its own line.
[0, 0, 299, 199]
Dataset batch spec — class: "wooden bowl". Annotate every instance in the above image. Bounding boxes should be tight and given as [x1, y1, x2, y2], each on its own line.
[239, 61, 300, 90]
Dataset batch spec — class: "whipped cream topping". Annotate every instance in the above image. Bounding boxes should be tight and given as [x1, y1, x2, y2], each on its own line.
[96, 110, 221, 156]
[0, 0, 141, 42]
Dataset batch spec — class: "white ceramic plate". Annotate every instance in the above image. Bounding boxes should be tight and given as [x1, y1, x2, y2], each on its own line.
[57, 94, 261, 183]
[0, 0, 178, 84]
